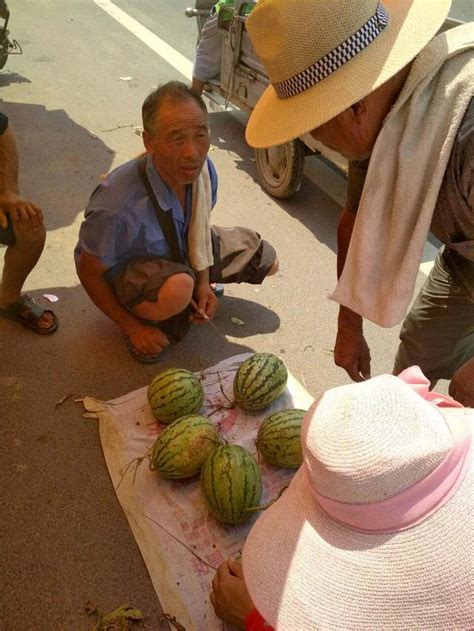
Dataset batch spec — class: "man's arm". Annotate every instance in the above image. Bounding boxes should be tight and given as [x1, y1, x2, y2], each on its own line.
[191, 267, 218, 322]
[334, 208, 371, 382]
[449, 356, 474, 407]
[78, 250, 169, 355]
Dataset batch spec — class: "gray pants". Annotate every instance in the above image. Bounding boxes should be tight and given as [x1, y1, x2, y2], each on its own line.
[393, 248, 474, 382]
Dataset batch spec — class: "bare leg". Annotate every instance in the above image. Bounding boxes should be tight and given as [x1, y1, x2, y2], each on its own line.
[0, 223, 56, 330]
[131, 272, 194, 322]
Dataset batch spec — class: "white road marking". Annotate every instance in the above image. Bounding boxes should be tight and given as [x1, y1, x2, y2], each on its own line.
[93, 0, 436, 276]
[93, 0, 193, 80]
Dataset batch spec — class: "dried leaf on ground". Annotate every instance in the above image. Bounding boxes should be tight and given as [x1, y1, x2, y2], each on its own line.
[86, 601, 146, 630]
[231, 316, 245, 326]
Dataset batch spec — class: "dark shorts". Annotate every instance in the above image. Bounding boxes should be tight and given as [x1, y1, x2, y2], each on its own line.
[0, 214, 16, 246]
[393, 248, 474, 382]
[111, 225, 276, 340]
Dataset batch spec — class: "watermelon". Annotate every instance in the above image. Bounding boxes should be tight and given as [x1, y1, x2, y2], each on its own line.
[147, 368, 204, 423]
[233, 353, 288, 411]
[256, 408, 305, 468]
[150, 415, 219, 479]
[201, 445, 262, 524]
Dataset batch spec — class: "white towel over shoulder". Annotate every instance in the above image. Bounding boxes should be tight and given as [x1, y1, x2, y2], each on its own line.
[188, 162, 214, 272]
[331, 23, 474, 328]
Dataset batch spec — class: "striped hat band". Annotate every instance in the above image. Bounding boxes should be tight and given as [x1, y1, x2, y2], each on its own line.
[274, 2, 389, 99]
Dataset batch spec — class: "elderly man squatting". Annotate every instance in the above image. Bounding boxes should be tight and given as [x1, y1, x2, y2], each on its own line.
[75, 81, 278, 362]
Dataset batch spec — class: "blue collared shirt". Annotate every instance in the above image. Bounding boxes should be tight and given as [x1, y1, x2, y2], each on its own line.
[74, 154, 218, 279]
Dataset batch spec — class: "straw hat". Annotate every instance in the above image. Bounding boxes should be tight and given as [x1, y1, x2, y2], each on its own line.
[245, 0, 451, 147]
[242, 373, 473, 629]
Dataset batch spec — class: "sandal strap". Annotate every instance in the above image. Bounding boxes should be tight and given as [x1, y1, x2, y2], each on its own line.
[5, 294, 48, 319]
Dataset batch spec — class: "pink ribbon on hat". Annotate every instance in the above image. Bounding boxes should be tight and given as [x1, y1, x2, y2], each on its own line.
[311, 367, 471, 534]
[397, 366, 464, 408]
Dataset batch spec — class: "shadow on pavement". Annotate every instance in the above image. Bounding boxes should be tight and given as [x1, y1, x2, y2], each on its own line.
[0, 71, 31, 86]
[212, 295, 280, 337]
[0, 100, 114, 231]
[209, 109, 340, 255]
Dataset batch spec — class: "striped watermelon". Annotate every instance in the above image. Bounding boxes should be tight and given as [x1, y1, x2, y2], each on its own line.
[233, 353, 288, 411]
[256, 409, 305, 468]
[200, 445, 262, 524]
[151, 415, 219, 479]
[147, 368, 204, 423]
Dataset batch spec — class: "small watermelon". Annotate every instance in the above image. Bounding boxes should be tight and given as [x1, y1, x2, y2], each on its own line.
[147, 368, 204, 423]
[150, 415, 219, 479]
[256, 408, 305, 468]
[201, 445, 262, 524]
[233, 353, 288, 411]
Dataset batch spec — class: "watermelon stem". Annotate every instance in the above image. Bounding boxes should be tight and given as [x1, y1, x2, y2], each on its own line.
[218, 380, 233, 404]
[116, 449, 153, 490]
[207, 402, 234, 416]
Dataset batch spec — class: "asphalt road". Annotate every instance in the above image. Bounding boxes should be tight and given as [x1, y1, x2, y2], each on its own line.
[0, 1, 470, 630]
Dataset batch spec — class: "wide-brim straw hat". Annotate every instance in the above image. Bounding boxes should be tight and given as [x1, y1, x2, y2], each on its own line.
[242, 373, 473, 629]
[245, 0, 452, 148]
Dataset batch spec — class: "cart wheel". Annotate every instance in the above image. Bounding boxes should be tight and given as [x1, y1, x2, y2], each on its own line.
[254, 139, 305, 199]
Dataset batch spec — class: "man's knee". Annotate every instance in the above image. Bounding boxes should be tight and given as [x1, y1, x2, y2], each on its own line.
[131, 272, 194, 321]
[133, 272, 194, 321]
[159, 272, 194, 308]
[13, 223, 46, 250]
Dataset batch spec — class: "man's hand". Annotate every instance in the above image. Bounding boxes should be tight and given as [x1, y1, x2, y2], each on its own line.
[210, 559, 255, 629]
[449, 357, 474, 407]
[127, 321, 169, 357]
[334, 323, 371, 382]
[0, 193, 43, 233]
[190, 281, 218, 323]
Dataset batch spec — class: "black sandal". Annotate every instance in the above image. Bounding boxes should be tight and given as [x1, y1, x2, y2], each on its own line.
[0, 294, 58, 335]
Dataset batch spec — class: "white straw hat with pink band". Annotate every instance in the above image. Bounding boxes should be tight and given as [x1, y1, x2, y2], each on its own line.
[244, 0, 451, 148]
[242, 368, 473, 630]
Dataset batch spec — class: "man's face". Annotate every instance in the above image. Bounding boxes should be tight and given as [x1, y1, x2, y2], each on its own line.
[310, 103, 375, 162]
[144, 97, 210, 190]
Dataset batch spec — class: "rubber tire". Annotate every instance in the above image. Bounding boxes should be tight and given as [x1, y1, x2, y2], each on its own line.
[254, 139, 305, 199]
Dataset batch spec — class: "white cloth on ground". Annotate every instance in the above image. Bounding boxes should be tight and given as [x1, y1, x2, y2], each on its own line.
[331, 23, 474, 328]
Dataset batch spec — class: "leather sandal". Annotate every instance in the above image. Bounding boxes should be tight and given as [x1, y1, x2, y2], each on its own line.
[0, 294, 58, 335]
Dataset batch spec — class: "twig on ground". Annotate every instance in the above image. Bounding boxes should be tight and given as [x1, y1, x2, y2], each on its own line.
[54, 393, 76, 409]
[160, 613, 186, 630]
[143, 513, 217, 570]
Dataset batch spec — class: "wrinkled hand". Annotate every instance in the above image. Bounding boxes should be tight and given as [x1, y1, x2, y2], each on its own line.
[127, 321, 169, 357]
[210, 559, 255, 629]
[449, 357, 474, 407]
[190, 282, 218, 323]
[0, 193, 43, 234]
[334, 324, 371, 382]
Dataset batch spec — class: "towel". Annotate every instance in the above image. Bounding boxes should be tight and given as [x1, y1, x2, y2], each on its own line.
[331, 23, 474, 328]
[188, 162, 214, 272]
